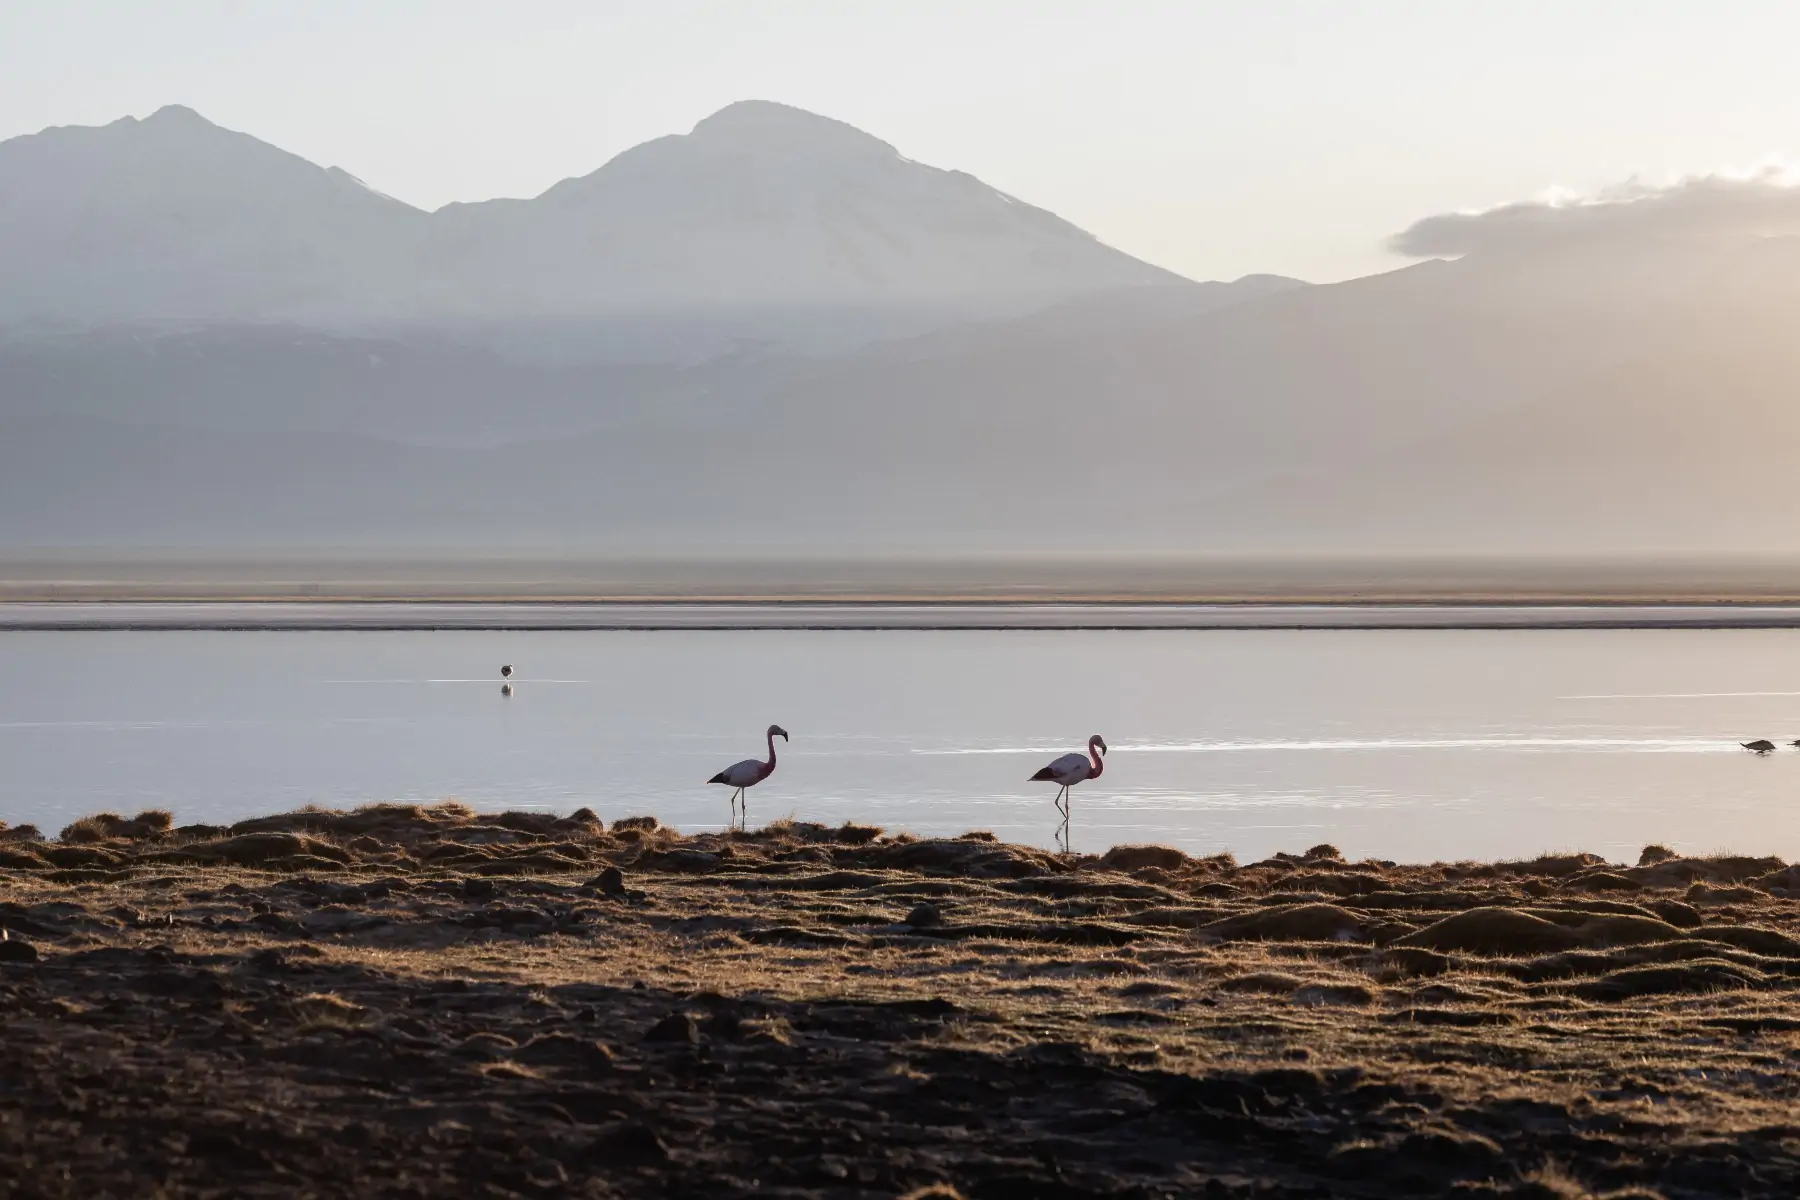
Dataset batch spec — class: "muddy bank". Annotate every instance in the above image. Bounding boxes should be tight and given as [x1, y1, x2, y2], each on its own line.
[5, 803, 1800, 1197]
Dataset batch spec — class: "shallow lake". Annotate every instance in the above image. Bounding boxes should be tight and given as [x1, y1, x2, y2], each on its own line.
[9, 625, 1800, 863]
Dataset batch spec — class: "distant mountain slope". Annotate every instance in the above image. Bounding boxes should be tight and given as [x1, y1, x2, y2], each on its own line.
[0, 101, 1182, 327]
[426, 100, 1182, 315]
[0, 274, 1299, 446]
[7, 236, 1800, 555]
[0, 106, 419, 324]
[0, 324, 704, 445]
[1213, 265, 1800, 554]
[857, 274, 1307, 363]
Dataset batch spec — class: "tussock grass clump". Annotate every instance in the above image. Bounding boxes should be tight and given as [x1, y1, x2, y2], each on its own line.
[229, 801, 478, 838]
[57, 813, 120, 843]
[1397, 908, 1579, 955]
[290, 992, 370, 1030]
[58, 809, 174, 843]
[1098, 844, 1188, 872]
[1217, 971, 1305, 994]
[178, 831, 352, 867]
[1201, 902, 1363, 943]
[487, 810, 568, 836]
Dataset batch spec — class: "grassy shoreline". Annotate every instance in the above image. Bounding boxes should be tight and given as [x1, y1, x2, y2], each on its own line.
[5, 803, 1798, 1196]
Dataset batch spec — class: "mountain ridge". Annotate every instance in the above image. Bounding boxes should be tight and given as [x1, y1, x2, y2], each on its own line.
[0, 101, 1184, 327]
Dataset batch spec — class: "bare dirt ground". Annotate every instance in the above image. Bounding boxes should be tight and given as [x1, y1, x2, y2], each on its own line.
[5, 803, 1800, 1198]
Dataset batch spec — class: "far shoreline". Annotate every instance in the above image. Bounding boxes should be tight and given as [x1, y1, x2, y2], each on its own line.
[14, 598, 1800, 631]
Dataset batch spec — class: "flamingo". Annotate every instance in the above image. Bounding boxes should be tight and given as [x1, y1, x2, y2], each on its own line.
[1031, 735, 1107, 849]
[708, 725, 788, 830]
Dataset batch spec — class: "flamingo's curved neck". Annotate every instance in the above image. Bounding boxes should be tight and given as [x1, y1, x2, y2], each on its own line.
[1088, 741, 1105, 778]
[765, 730, 780, 773]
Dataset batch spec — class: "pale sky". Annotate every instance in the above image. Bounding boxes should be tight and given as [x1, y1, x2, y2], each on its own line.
[5, 0, 1800, 283]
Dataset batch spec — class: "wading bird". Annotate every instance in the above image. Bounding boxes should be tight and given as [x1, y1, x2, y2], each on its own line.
[1744, 739, 1776, 755]
[1031, 735, 1107, 849]
[708, 725, 788, 830]
[501, 664, 513, 679]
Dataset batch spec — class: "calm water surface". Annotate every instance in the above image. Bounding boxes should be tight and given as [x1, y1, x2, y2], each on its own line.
[8, 627, 1800, 863]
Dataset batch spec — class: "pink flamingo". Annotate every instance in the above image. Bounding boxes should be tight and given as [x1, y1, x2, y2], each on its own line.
[1030, 735, 1107, 849]
[708, 724, 788, 830]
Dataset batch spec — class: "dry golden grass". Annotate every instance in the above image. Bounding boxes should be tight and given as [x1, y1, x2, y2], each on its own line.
[6, 803, 1800, 1195]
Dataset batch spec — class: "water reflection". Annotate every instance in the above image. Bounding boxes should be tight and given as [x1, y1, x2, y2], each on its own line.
[9, 627, 1800, 863]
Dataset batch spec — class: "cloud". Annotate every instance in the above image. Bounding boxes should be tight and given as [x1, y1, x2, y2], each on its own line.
[1389, 164, 1800, 258]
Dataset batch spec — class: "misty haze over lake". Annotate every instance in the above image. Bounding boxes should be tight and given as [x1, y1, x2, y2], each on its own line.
[6, 101, 1800, 562]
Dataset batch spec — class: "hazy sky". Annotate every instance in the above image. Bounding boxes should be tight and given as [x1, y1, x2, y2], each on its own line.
[5, 0, 1800, 283]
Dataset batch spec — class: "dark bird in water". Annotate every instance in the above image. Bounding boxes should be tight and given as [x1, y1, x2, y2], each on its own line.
[501, 664, 514, 679]
[708, 725, 788, 830]
[1790, 740, 1800, 748]
[1031, 735, 1107, 851]
[1743, 739, 1776, 755]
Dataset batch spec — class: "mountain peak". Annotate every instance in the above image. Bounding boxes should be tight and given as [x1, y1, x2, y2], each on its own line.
[141, 104, 213, 127]
[3, 99, 1177, 323]
[688, 100, 895, 155]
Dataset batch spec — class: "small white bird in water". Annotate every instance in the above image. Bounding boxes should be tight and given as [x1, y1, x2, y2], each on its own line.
[708, 725, 788, 830]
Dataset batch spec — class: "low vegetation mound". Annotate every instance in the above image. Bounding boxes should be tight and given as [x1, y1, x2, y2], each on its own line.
[1396, 908, 1581, 955]
[6, 806, 1800, 1194]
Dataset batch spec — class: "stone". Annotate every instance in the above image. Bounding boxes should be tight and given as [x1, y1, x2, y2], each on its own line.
[0, 937, 39, 963]
[905, 902, 942, 928]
